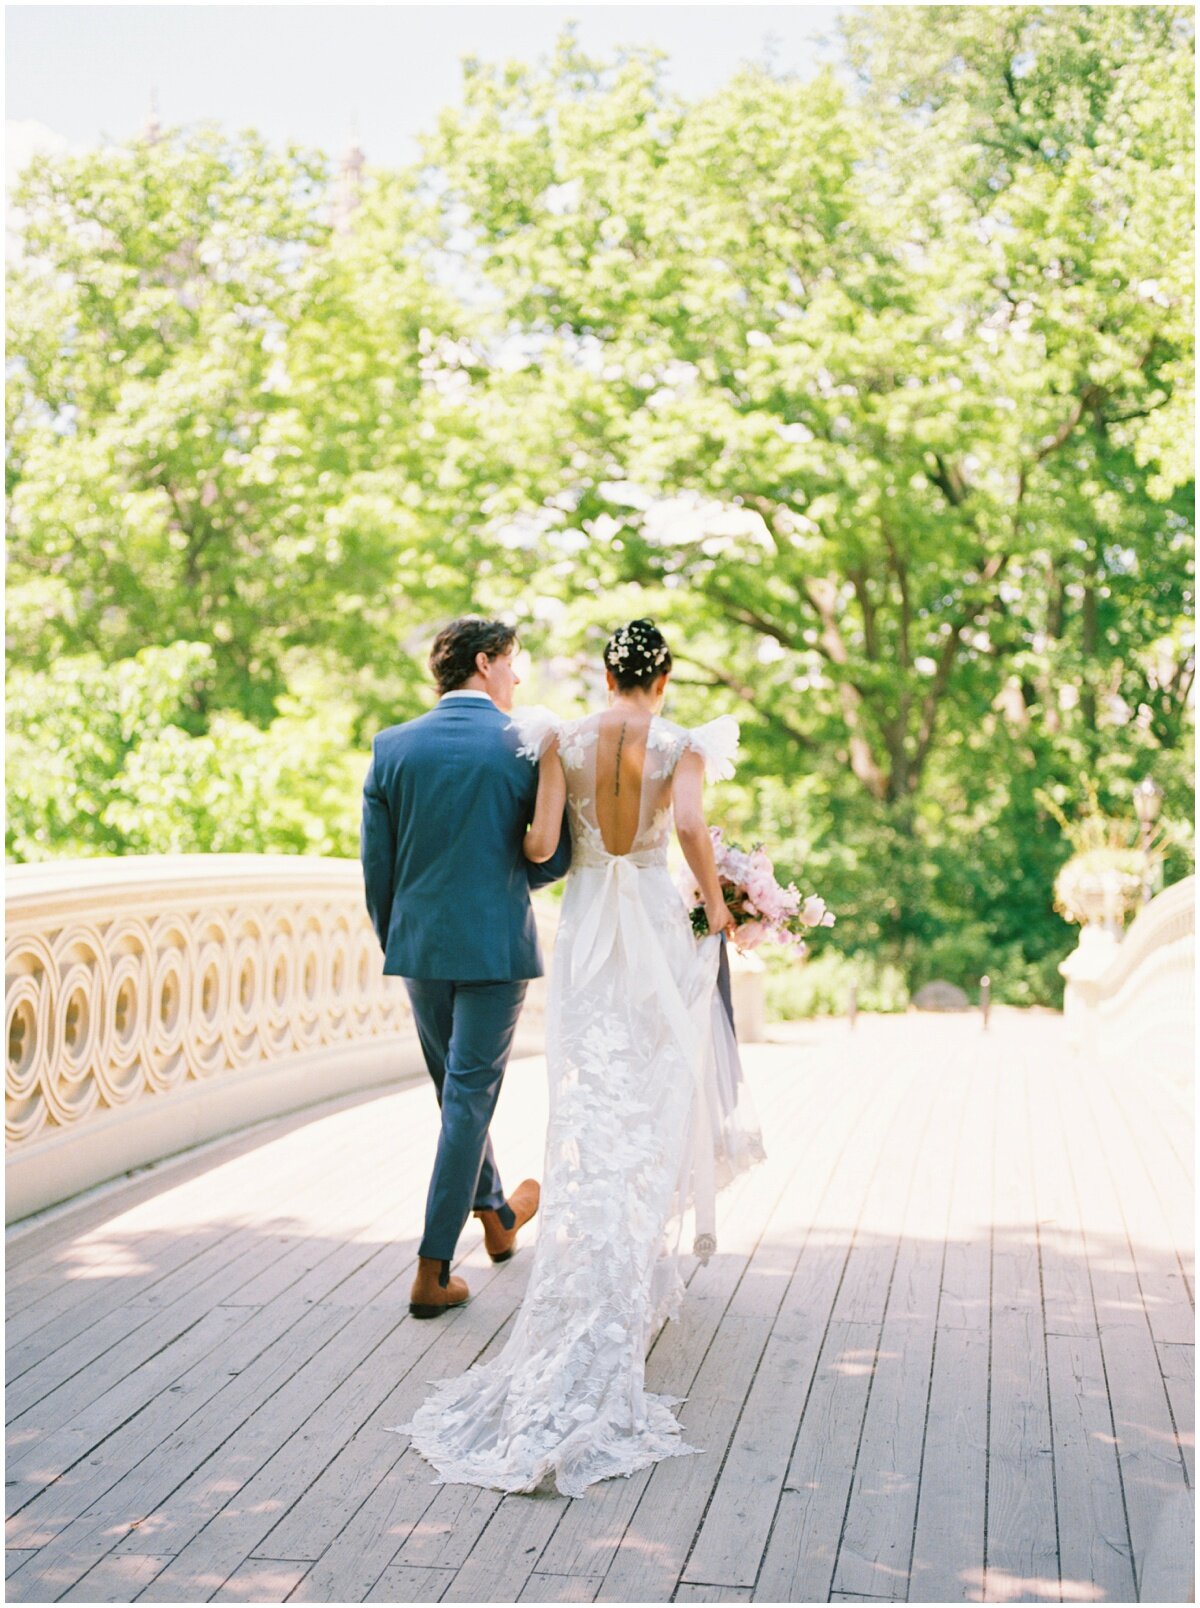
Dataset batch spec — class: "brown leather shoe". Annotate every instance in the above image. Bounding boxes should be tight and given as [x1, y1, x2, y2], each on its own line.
[474, 1178, 540, 1262]
[409, 1255, 469, 1319]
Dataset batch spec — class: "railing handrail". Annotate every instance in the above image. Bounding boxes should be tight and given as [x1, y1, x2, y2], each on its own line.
[5, 852, 361, 910]
[1093, 874, 1195, 1004]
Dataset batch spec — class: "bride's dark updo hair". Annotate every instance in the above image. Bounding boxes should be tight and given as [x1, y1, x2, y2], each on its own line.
[603, 618, 673, 690]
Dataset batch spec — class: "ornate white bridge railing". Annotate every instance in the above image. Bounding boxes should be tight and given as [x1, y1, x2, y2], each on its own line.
[1060, 873, 1195, 1078]
[4, 855, 552, 1225]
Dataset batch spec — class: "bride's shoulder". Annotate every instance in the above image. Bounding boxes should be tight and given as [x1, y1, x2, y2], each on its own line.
[507, 706, 597, 764]
[650, 713, 740, 782]
[507, 704, 562, 762]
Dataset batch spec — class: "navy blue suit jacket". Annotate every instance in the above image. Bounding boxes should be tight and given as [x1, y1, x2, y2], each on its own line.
[360, 695, 571, 981]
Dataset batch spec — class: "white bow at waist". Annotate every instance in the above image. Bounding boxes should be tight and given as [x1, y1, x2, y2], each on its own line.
[571, 852, 704, 1047]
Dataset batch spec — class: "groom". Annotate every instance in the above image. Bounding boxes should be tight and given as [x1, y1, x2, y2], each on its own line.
[360, 617, 571, 1318]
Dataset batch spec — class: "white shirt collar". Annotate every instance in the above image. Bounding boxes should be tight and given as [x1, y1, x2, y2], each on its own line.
[440, 690, 495, 704]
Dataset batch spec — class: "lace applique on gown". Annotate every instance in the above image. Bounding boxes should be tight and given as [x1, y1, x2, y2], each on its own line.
[387, 708, 764, 1498]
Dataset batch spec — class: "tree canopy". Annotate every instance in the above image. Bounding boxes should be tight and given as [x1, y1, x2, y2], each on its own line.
[7, 6, 1194, 1009]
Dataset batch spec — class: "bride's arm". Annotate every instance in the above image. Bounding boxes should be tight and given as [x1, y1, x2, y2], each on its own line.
[523, 739, 567, 863]
[672, 751, 734, 934]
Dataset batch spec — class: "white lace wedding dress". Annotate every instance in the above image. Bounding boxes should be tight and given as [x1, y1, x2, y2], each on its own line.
[388, 710, 765, 1498]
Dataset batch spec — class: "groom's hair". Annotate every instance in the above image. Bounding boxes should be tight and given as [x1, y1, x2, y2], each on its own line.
[430, 617, 518, 693]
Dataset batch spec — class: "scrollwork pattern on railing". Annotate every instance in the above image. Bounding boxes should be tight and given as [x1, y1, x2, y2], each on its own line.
[5, 858, 413, 1150]
[1081, 875, 1195, 1075]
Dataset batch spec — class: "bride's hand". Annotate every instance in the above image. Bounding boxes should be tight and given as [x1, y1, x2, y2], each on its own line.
[705, 899, 734, 937]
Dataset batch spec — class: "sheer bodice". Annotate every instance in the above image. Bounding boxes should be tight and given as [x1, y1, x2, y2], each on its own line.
[390, 706, 761, 1499]
[526, 708, 739, 868]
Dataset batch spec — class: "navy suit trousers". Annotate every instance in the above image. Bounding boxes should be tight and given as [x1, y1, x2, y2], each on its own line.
[403, 977, 528, 1262]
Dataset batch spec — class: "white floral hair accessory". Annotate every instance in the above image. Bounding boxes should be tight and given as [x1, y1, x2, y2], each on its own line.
[604, 618, 670, 676]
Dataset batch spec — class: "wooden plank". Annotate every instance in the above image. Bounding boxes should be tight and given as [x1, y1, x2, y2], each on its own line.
[1137, 1486, 1196, 1605]
[5, 1111, 407, 1416]
[15, 1020, 1180, 1607]
[122, 1267, 517, 1600]
[1031, 1044, 1137, 1604]
[683, 1065, 922, 1590]
[6, 1219, 413, 1523]
[1045, 1333, 1136, 1603]
[749, 1317, 882, 1602]
[936, 1040, 996, 1333]
[1158, 1342, 1195, 1487]
[58, 1551, 172, 1601]
[831, 1054, 975, 1600]
[594, 1312, 774, 1604]
[276, 1295, 522, 1598]
[906, 1324, 989, 1603]
[1095, 1064, 1195, 1308]
[5, 1304, 249, 1511]
[984, 1049, 1058, 1600]
[1085, 1067, 1194, 1344]
[211, 1557, 312, 1601]
[1027, 1057, 1094, 1341]
[1056, 1059, 1192, 1599]
[518, 1574, 603, 1603]
[366, 1563, 457, 1602]
[443, 1493, 572, 1604]
[6, 1112, 445, 1517]
[1118, 1055, 1194, 1187]
[4, 1102, 376, 1348]
[901, 1035, 996, 1605]
[4, 1297, 351, 1594]
[3, 1082, 402, 1281]
[5, 1551, 38, 1579]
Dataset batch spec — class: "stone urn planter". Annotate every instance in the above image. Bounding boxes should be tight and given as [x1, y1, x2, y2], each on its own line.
[1056, 849, 1147, 1048]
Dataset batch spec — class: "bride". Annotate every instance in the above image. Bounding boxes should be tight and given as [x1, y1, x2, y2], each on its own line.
[390, 618, 765, 1498]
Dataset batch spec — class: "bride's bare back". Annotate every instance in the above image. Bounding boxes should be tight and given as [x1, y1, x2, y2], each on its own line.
[593, 709, 652, 856]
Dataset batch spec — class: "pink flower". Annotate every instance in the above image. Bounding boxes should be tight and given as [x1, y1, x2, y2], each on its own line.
[801, 895, 831, 927]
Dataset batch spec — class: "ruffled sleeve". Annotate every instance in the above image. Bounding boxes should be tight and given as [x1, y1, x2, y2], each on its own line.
[507, 704, 562, 764]
[680, 714, 740, 782]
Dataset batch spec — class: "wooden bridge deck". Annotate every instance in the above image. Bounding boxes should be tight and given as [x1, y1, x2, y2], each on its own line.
[6, 1010, 1194, 1604]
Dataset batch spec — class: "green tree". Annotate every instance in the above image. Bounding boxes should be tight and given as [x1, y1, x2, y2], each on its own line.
[413, 10, 1193, 995]
[6, 642, 362, 861]
[5, 13, 1193, 1009]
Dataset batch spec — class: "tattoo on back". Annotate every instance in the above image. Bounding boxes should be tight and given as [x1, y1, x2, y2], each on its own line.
[614, 722, 626, 796]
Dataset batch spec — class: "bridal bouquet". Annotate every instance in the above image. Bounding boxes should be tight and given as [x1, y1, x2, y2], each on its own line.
[683, 828, 835, 955]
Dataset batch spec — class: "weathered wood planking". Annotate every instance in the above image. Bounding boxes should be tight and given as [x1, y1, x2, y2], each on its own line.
[5, 1014, 1193, 1605]
[1030, 1044, 1137, 1606]
[1056, 1057, 1192, 1600]
[830, 1050, 975, 1601]
[1092, 1062, 1196, 1313]
[984, 1045, 1058, 1600]
[905, 1051, 996, 1604]
[6, 1141, 446, 1533]
[693, 1062, 925, 1596]
[596, 1030, 908, 1604]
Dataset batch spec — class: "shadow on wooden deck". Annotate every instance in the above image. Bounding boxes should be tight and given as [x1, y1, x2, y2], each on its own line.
[6, 1012, 1194, 1604]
